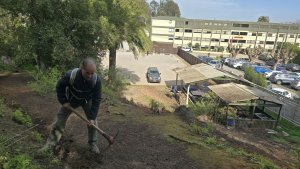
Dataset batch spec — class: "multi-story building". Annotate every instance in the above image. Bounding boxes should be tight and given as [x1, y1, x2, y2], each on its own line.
[151, 16, 300, 52]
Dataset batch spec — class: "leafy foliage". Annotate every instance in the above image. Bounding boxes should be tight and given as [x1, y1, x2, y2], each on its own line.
[149, 99, 165, 113]
[191, 92, 219, 118]
[12, 109, 32, 127]
[3, 155, 38, 169]
[244, 67, 267, 87]
[257, 16, 270, 23]
[150, 0, 181, 17]
[27, 67, 61, 96]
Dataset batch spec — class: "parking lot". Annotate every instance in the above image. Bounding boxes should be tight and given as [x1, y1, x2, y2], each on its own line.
[101, 51, 188, 85]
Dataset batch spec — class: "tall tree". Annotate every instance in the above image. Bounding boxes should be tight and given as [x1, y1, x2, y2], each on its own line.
[100, 0, 152, 81]
[257, 16, 270, 23]
[150, 0, 180, 17]
[149, 0, 159, 16]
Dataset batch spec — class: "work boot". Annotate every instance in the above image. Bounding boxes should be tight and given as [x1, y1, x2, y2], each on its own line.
[89, 143, 100, 154]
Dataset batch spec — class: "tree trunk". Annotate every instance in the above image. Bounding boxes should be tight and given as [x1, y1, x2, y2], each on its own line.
[108, 47, 117, 82]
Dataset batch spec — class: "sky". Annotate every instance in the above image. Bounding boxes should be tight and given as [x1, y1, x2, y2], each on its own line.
[149, 0, 300, 23]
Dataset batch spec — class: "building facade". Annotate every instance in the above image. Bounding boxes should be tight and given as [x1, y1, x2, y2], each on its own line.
[151, 16, 300, 51]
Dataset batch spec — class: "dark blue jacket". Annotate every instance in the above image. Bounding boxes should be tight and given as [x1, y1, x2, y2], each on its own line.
[56, 69, 102, 120]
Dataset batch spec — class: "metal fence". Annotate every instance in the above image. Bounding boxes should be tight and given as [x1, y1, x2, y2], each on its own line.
[177, 49, 300, 127]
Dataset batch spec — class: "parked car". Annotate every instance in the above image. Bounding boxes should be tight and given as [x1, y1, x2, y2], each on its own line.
[198, 56, 213, 63]
[264, 70, 283, 79]
[208, 60, 221, 68]
[286, 63, 300, 72]
[271, 88, 292, 99]
[258, 53, 271, 61]
[291, 79, 300, 90]
[269, 73, 299, 85]
[224, 58, 234, 65]
[241, 63, 260, 71]
[254, 66, 272, 74]
[232, 60, 248, 69]
[181, 47, 193, 52]
[146, 67, 161, 83]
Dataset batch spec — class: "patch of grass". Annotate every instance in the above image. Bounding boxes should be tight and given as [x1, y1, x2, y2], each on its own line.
[3, 154, 39, 169]
[30, 131, 43, 143]
[265, 109, 300, 144]
[12, 109, 33, 127]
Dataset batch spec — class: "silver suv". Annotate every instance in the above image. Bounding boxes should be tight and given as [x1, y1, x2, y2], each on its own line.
[269, 73, 299, 85]
[146, 67, 161, 83]
[291, 79, 300, 90]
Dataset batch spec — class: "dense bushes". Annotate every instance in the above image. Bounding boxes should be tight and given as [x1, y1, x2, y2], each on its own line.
[244, 67, 267, 87]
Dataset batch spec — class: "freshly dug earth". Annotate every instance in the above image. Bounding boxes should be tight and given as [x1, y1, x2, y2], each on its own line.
[0, 73, 296, 168]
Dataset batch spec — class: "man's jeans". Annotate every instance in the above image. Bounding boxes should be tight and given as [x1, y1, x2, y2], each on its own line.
[46, 101, 98, 147]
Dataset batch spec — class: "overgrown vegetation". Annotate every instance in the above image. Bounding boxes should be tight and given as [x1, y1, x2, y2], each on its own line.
[3, 155, 38, 169]
[27, 67, 61, 96]
[244, 67, 267, 87]
[12, 109, 33, 127]
[149, 99, 165, 113]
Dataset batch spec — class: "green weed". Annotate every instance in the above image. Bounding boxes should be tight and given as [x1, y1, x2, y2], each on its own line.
[30, 132, 43, 143]
[12, 109, 33, 127]
[296, 147, 300, 169]
[3, 155, 39, 169]
[149, 99, 165, 113]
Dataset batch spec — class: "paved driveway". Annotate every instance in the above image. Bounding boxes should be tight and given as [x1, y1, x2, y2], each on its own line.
[102, 51, 187, 85]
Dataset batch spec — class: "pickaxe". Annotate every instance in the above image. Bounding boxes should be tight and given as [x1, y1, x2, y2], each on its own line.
[67, 106, 118, 145]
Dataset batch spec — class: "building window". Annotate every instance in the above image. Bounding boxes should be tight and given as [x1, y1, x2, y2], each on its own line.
[233, 23, 241, 27]
[174, 36, 181, 40]
[185, 21, 189, 25]
[224, 24, 228, 26]
[183, 37, 192, 40]
[169, 28, 174, 32]
[168, 36, 174, 40]
[259, 41, 264, 44]
[252, 32, 257, 36]
[185, 29, 192, 33]
[231, 32, 239, 35]
[268, 33, 273, 37]
[298, 35, 300, 38]
[238, 40, 246, 43]
[241, 24, 250, 28]
[194, 29, 202, 33]
[175, 29, 180, 32]
[279, 34, 285, 37]
[240, 32, 247, 36]
[290, 34, 295, 38]
[222, 31, 228, 34]
[266, 41, 274, 45]
[257, 33, 263, 36]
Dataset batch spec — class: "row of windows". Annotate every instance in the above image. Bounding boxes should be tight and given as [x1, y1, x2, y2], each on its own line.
[169, 28, 300, 38]
[169, 36, 293, 45]
[182, 21, 298, 30]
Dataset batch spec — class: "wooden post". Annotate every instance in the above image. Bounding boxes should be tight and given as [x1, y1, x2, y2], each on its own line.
[275, 105, 282, 128]
[186, 84, 190, 106]
[262, 100, 266, 111]
[251, 100, 256, 121]
[175, 73, 178, 86]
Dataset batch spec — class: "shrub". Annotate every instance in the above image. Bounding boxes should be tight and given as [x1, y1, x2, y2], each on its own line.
[191, 92, 218, 118]
[149, 99, 165, 113]
[27, 67, 61, 96]
[244, 67, 267, 87]
[12, 109, 33, 127]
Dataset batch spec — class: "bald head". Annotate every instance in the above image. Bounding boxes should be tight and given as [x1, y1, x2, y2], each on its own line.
[80, 58, 96, 80]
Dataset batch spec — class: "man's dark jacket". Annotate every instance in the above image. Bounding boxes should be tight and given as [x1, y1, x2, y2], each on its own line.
[56, 69, 102, 120]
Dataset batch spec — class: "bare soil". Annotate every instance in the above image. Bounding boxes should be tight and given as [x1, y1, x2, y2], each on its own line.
[0, 73, 297, 169]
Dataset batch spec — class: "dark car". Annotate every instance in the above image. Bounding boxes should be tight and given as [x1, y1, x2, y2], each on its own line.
[258, 54, 271, 61]
[146, 67, 161, 83]
[198, 56, 213, 64]
[286, 63, 300, 72]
